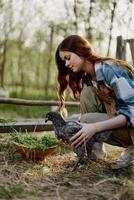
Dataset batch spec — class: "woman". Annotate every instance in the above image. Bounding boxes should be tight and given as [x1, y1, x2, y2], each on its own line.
[55, 35, 134, 168]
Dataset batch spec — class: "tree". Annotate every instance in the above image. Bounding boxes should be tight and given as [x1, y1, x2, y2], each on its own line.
[0, 0, 13, 88]
[85, 0, 94, 41]
[107, 1, 117, 56]
[44, 24, 54, 96]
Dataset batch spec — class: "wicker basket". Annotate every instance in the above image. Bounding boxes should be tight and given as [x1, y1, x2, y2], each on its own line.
[12, 142, 58, 161]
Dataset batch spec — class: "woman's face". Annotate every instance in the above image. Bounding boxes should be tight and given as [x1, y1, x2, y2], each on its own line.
[59, 51, 85, 73]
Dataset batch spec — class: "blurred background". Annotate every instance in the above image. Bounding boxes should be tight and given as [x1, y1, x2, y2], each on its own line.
[0, 0, 134, 118]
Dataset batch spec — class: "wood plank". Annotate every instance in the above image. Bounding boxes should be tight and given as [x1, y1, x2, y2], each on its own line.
[127, 39, 134, 64]
[0, 114, 81, 133]
[116, 36, 126, 60]
[0, 119, 54, 133]
[0, 98, 80, 107]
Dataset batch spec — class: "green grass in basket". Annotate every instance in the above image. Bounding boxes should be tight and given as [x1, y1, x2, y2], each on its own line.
[10, 132, 59, 150]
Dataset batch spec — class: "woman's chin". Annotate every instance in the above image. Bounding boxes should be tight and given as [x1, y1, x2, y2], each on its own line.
[72, 69, 76, 73]
[72, 68, 80, 73]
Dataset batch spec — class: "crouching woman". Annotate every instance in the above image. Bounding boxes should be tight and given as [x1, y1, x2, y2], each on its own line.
[55, 35, 134, 168]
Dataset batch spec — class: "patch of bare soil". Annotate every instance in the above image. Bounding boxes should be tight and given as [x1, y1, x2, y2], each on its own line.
[0, 135, 134, 200]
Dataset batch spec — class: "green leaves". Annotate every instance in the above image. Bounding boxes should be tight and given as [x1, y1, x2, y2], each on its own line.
[9, 132, 59, 150]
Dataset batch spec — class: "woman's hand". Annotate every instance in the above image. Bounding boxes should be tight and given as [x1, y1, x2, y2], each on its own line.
[69, 114, 127, 149]
[69, 123, 97, 148]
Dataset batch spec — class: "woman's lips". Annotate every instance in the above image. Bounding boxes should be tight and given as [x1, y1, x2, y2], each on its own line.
[69, 65, 74, 70]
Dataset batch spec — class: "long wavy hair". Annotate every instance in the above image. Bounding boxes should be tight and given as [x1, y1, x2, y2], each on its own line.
[55, 35, 134, 114]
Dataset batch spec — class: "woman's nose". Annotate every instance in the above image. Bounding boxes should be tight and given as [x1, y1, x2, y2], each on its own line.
[65, 60, 70, 67]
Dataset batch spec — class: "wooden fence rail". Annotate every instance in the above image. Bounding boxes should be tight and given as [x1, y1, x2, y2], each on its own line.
[0, 119, 54, 133]
[0, 98, 80, 107]
[0, 98, 80, 133]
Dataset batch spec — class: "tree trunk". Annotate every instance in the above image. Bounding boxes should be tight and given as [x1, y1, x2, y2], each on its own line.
[35, 51, 41, 88]
[85, 0, 94, 41]
[44, 25, 54, 96]
[73, 0, 79, 33]
[17, 36, 25, 95]
[0, 39, 8, 88]
[107, 1, 117, 56]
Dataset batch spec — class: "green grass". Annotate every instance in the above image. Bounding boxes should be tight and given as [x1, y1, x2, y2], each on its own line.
[0, 184, 25, 199]
[0, 104, 79, 119]
[10, 87, 57, 100]
[0, 104, 50, 118]
[9, 132, 59, 149]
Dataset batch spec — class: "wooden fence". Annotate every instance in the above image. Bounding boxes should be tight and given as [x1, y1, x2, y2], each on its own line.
[0, 35, 133, 133]
[0, 98, 80, 133]
[116, 36, 134, 64]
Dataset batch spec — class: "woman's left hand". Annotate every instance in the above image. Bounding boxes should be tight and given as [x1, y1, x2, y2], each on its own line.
[69, 123, 97, 148]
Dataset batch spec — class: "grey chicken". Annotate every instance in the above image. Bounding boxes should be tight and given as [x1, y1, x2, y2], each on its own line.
[45, 111, 111, 170]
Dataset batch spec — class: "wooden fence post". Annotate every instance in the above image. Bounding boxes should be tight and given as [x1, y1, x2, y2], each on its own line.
[116, 36, 126, 60]
[127, 39, 134, 64]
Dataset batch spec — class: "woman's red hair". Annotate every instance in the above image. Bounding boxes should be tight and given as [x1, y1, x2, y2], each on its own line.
[55, 35, 134, 114]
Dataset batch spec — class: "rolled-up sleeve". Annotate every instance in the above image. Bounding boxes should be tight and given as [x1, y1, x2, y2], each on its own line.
[103, 65, 134, 127]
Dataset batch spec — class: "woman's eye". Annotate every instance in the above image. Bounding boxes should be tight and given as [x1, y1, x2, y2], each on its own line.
[65, 55, 70, 60]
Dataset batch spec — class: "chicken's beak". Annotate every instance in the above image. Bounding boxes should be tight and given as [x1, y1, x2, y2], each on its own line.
[45, 118, 48, 123]
[45, 116, 49, 123]
[45, 115, 49, 123]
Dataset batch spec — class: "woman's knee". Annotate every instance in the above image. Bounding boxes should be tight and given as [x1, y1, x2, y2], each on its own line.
[80, 113, 109, 123]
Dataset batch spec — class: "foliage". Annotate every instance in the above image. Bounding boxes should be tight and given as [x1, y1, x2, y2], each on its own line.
[0, 118, 16, 123]
[0, 184, 24, 199]
[0, 0, 133, 119]
[9, 132, 59, 149]
[9, 86, 58, 100]
[0, 0, 133, 92]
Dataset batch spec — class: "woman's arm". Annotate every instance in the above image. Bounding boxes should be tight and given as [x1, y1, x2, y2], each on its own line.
[70, 114, 127, 148]
[70, 64, 133, 148]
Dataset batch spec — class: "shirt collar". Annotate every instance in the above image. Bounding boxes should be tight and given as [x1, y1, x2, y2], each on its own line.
[95, 62, 105, 81]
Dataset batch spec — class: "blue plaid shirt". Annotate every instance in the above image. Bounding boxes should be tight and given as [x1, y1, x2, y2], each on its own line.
[95, 61, 134, 127]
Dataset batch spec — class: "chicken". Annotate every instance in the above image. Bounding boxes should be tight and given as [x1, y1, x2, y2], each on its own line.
[45, 111, 111, 170]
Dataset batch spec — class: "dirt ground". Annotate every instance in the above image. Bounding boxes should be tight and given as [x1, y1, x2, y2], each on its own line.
[0, 133, 134, 200]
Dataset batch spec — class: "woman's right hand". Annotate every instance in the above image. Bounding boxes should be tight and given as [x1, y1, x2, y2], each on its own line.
[69, 123, 97, 148]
